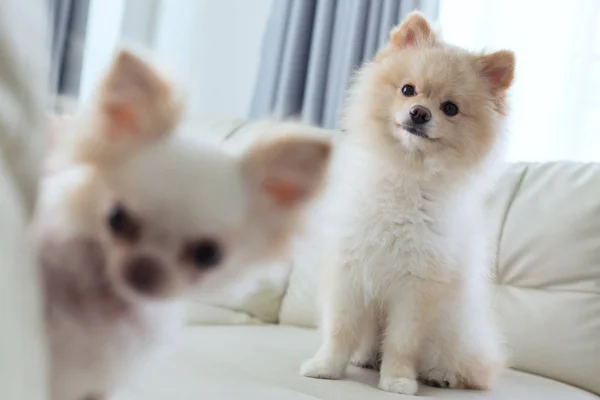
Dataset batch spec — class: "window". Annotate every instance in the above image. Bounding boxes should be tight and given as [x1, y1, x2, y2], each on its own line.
[440, 0, 600, 162]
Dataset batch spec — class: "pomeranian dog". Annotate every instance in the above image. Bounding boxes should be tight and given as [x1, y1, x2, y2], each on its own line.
[300, 11, 515, 395]
[32, 50, 332, 400]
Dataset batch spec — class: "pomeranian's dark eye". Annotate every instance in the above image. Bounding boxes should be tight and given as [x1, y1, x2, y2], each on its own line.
[401, 84, 416, 97]
[188, 240, 222, 269]
[107, 204, 140, 241]
[441, 101, 459, 117]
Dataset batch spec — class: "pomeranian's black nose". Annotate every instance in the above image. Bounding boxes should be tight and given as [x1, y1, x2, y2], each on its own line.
[409, 105, 431, 124]
[124, 255, 164, 295]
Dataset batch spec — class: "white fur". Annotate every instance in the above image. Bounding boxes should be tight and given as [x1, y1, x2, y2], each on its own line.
[33, 50, 331, 400]
[47, 292, 185, 400]
[301, 131, 505, 394]
[301, 12, 513, 395]
[35, 134, 330, 400]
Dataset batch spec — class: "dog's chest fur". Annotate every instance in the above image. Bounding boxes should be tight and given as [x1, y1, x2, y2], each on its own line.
[334, 145, 474, 292]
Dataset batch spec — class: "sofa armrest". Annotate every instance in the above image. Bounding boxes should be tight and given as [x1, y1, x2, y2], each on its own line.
[0, 1, 49, 399]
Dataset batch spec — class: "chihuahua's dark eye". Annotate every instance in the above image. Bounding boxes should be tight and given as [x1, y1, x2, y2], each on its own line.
[401, 84, 416, 97]
[441, 101, 459, 116]
[189, 240, 222, 269]
[107, 204, 140, 241]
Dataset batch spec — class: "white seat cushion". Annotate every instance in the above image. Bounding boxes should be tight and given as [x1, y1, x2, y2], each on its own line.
[116, 325, 598, 400]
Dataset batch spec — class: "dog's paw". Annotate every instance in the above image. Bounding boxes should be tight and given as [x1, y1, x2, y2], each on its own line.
[300, 356, 345, 380]
[378, 376, 419, 395]
[420, 367, 460, 389]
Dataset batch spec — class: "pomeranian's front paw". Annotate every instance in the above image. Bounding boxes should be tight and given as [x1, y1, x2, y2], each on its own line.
[379, 376, 419, 395]
[420, 367, 460, 389]
[300, 356, 346, 379]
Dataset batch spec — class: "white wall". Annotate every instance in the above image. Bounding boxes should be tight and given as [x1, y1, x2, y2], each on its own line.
[79, 0, 126, 101]
[80, 0, 273, 120]
[153, 0, 273, 120]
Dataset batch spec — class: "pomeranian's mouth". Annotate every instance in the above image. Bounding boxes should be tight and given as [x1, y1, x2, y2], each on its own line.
[397, 123, 432, 140]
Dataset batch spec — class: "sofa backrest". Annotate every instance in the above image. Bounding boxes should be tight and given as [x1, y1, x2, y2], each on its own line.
[279, 160, 600, 395]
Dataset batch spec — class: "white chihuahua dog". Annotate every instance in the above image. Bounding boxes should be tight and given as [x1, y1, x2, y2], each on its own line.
[32, 50, 331, 400]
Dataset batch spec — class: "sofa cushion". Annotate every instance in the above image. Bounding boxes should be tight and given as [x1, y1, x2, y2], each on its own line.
[279, 162, 600, 395]
[116, 325, 599, 399]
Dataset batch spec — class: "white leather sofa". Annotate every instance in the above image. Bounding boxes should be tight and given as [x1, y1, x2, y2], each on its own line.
[114, 119, 600, 399]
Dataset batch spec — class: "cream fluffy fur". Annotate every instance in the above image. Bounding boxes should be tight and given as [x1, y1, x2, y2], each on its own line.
[33, 50, 332, 400]
[301, 12, 515, 395]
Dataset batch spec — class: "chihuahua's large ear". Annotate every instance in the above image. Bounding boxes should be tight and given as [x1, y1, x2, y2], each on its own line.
[242, 135, 332, 210]
[477, 50, 516, 91]
[77, 49, 182, 165]
[241, 133, 331, 255]
[98, 49, 181, 140]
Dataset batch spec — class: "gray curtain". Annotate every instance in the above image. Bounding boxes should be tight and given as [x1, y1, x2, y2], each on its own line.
[49, 0, 90, 96]
[250, 0, 438, 128]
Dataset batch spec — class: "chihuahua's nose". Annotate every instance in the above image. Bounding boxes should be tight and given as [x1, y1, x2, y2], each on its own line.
[124, 255, 164, 295]
[409, 105, 431, 125]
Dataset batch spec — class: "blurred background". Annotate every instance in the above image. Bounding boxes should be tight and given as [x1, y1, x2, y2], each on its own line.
[50, 0, 600, 162]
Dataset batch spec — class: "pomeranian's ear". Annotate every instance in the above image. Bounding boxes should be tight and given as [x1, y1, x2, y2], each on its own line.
[242, 135, 331, 209]
[76, 49, 182, 165]
[390, 11, 436, 49]
[375, 11, 436, 62]
[478, 50, 515, 91]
